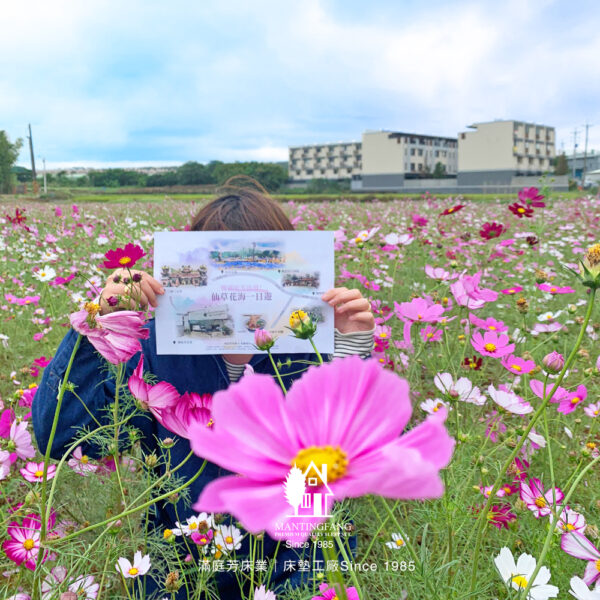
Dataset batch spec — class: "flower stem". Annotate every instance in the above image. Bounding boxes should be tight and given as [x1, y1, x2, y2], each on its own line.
[33, 334, 81, 598]
[309, 336, 324, 365]
[467, 287, 596, 593]
[267, 349, 287, 394]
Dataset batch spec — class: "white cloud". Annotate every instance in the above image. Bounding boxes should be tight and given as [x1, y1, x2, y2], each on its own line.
[4, 0, 600, 165]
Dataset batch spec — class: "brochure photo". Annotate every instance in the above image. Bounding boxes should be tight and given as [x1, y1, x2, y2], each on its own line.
[153, 231, 334, 354]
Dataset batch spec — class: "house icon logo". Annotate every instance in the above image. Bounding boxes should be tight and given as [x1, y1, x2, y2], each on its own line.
[283, 461, 334, 518]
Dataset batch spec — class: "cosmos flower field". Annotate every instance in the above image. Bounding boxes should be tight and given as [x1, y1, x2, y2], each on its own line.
[2, 190, 600, 600]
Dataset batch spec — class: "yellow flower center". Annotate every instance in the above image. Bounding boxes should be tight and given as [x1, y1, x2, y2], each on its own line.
[417, 314, 423, 320]
[80, 455, 89, 464]
[34, 470, 44, 478]
[164, 529, 173, 539]
[289, 310, 309, 328]
[510, 364, 522, 372]
[587, 442, 596, 450]
[293, 445, 348, 483]
[119, 256, 132, 265]
[395, 538, 404, 546]
[488, 325, 496, 330]
[503, 486, 512, 493]
[484, 343, 497, 352]
[433, 403, 442, 412]
[225, 536, 233, 544]
[534, 497, 546, 508]
[426, 333, 433, 339]
[585, 244, 600, 267]
[448, 208, 454, 213]
[596, 559, 600, 572]
[595, 410, 599, 416]
[563, 523, 575, 531]
[380, 332, 387, 338]
[442, 297, 449, 306]
[23, 539, 35, 550]
[84, 302, 101, 317]
[517, 208, 525, 214]
[128, 567, 139, 576]
[206, 418, 214, 427]
[189, 523, 198, 530]
[572, 397, 581, 405]
[550, 287, 557, 292]
[512, 575, 528, 588]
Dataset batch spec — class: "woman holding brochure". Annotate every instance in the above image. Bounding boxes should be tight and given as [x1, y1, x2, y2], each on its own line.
[33, 180, 375, 598]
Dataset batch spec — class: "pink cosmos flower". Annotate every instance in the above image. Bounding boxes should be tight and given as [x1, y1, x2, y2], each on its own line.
[420, 325, 442, 342]
[488, 385, 533, 415]
[312, 583, 360, 600]
[68, 446, 98, 476]
[70, 308, 149, 365]
[471, 331, 515, 358]
[8, 422, 36, 461]
[520, 478, 563, 518]
[518, 187, 546, 207]
[501, 286, 523, 295]
[3, 513, 53, 570]
[102, 243, 146, 270]
[189, 356, 455, 542]
[584, 403, 600, 418]
[115, 551, 151, 578]
[537, 283, 575, 294]
[531, 321, 564, 336]
[468, 313, 508, 333]
[20, 462, 56, 483]
[254, 585, 277, 600]
[127, 356, 180, 419]
[157, 392, 214, 439]
[424, 265, 456, 281]
[529, 379, 569, 403]
[434, 372, 486, 405]
[0, 408, 14, 437]
[395, 297, 445, 323]
[483, 411, 506, 442]
[561, 533, 600, 586]
[450, 272, 498, 309]
[550, 506, 586, 534]
[508, 457, 529, 482]
[501, 354, 535, 375]
[484, 504, 517, 529]
[554, 384, 587, 415]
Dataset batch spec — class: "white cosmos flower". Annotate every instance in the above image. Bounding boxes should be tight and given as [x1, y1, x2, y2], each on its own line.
[569, 575, 600, 599]
[385, 532, 408, 550]
[172, 513, 215, 536]
[434, 373, 486, 406]
[215, 525, 243, 554]
[419, 398, 449, 415]
[115, 551, 151, 578]
[384, 232, 413, 246]
[33, 266, 56, 282]
[538, 311, 562, 322]
[488, 385, 533, 415]
[97, 235, 110, 245]
[494, 547, 558, 599]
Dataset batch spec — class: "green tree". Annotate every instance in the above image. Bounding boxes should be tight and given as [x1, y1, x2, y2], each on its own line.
[0, 131, 23, 193]
[554, 152, 568, 175]
[177, 161, 214, 185]
[433, 162, 447, 179]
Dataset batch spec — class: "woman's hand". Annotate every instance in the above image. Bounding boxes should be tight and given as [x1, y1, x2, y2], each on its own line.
[321, 287, 375, 333]
[99, 269, 164, 315]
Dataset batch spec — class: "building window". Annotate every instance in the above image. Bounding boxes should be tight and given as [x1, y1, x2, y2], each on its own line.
[410, 163, 415, 172]
[418, 149, 423, 156]
[410, 148, 415, 156]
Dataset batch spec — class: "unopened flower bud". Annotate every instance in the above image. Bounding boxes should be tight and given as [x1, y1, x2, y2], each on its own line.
[514, 499, 527, 512]
[568, 304, 577, 313]
[161, 437, 175, 448]
[543, 351, 564, 373]
[586, 524, 600, 539]
[165, 571, 181, 592]
[144, 453, 158, 468]
[516, 296, 529, 314]
[132, 273, 142, 283]
[254, 328, 275, 351]
[535, 269, 549, 284]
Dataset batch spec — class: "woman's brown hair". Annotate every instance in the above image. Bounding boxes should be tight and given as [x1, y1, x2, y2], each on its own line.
[191, 175, 294, 232]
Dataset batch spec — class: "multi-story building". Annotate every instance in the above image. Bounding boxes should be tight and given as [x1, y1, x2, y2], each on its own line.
[360, 130, 458, 189]
[288, 141, 362, 181]
[458, 120, 555, 186]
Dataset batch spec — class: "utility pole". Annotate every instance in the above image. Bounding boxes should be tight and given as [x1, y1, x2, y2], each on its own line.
[572, 128, 579, 180]
[42, 158, 47, 194]
[583, 123, 592, 184]
[27, 124, 37, 181]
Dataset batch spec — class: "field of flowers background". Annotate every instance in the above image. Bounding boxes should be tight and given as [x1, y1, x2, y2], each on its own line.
[2, 189, 600, 600]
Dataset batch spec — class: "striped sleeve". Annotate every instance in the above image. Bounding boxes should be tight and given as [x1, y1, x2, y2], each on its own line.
[223, 360, 247, 383]
[332, 327, 375, 359]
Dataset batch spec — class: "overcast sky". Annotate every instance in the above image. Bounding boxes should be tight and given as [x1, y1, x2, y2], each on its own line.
[3, 0, 599, 168]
